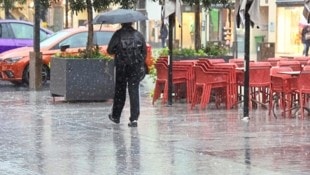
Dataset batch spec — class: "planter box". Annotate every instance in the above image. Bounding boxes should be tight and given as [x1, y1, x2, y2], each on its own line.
[50, 58, 115, 101]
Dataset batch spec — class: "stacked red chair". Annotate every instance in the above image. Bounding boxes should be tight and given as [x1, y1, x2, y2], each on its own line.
[293, 56, 310, 66]
[193, 58, 237, 109]
[152, 58, 196, 104]
[229, 58, 245, 68]
[152, 59, 169, 104]
[237, 62, 271, 109]
[277, 60, 302, 71]
[266, 57, 288, 67]
[172, 60, 196, 103]
[269, 66, 297, 117]
[191, 64, 229, 110]
[296, 70, 310, 119]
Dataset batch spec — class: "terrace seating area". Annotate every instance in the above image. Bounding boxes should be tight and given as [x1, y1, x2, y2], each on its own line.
[152, 56, 310, 119]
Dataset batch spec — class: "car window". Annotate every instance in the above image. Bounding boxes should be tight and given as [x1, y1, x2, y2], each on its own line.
[95, 31, 114, 45]
[58, 32, 88, 49]
[41, 30, 69, 48]
[10, 23, 33, 39]
[40, 30, 50, 41]
[0, 23, 12, 38]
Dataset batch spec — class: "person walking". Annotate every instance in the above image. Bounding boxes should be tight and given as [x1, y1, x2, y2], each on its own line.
[107, 22, 147, 127]
[301, 26, 310, 56]
[159, 23, 168, 48]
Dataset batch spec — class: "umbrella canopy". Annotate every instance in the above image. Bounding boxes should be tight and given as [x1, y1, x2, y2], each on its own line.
[93, 9, 148, 24]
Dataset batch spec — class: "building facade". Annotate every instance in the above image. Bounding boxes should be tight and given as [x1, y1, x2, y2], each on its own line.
[0, 0, 307, 57]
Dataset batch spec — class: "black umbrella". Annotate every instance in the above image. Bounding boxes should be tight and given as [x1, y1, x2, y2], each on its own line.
[93, 9, 148, 24]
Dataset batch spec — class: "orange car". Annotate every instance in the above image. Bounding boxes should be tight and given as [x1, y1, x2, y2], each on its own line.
[0, 27, 153, 85]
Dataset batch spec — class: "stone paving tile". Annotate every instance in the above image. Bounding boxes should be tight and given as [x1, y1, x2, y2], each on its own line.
[0, 79, 309, 175]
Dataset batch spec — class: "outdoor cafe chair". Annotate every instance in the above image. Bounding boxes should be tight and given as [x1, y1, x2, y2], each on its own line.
[293, 56, 310, 66]
[296, 70, 310, 119]
[152, 59, 195, 104]
[172, 60, 195, 103]
[303, 64, 310, 71]
[191, 64, 230, 110]
[277, 60, 302, 71]
[229, 58, 244, 67]
[269, 66, 298, 118]
[236, 62, 271, 109]
[266, 57, 288, 67]
[152, 62, 168, 104]
[196, 59, 238, 108]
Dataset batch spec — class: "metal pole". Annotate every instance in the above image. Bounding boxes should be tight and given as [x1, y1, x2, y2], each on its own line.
[168, 13, 174, 106]
[243, 2, 251, 118]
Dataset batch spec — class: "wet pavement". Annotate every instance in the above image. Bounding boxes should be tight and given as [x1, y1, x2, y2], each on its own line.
[0, 77, 309, 175]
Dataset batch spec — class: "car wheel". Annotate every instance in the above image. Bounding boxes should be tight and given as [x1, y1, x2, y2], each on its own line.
[22, 64, 50, 85]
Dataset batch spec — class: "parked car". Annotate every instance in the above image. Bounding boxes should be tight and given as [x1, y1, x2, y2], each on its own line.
[0, 20, 53, 53]
[0, 26, 153, 85]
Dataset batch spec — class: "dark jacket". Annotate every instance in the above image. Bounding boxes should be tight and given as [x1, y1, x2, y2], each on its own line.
[107, 25, 147, 66]
[160, 24, 168, 39]
[301, 27, 310, 44]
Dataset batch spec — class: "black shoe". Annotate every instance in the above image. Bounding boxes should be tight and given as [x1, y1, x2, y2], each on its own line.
[128, 120, 138, 127]
[109, 114, 120, 124]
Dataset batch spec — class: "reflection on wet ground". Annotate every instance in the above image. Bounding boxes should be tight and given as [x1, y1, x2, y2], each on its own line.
[0, 79, 309, 175]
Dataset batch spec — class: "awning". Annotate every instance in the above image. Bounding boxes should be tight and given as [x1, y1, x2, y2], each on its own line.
[276, 0, 303, 6]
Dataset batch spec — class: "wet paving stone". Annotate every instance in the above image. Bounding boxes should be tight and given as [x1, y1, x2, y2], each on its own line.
[0, 79, 309, 175]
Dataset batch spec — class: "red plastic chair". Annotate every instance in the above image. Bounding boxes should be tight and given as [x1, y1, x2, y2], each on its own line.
[293, 56, 310, 66]
[296, 70, 310, 119]
[237, 62, 271, 109]
[196, 59, 237, 109]
[269, 66, 297, 117]
[229, 58, 244, 67]
[277, 60, 302, 71]
[267, 57, 288, 67]
[191, 65, 229, 110]
[152, 62, 168, 104]
[152, 59, 195, 104]
[172, 61, 195, 103]
[303, 65, 310, 71]
[208, 58, 226, 64]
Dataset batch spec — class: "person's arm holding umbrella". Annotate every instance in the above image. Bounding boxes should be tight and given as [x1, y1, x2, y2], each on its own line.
[107, 30, 121, 65]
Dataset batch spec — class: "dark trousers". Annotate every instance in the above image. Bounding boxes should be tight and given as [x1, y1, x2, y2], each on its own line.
[112, 64, 141, 122]
[305, 43, 310, 56]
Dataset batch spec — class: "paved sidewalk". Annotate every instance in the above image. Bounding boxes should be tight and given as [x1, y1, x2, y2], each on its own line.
[0, 77, 309, 175]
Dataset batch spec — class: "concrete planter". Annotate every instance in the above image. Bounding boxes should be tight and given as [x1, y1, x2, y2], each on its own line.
[50, 58, 115, 101]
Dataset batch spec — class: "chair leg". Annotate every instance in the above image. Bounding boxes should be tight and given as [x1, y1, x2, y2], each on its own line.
[201, 85, 211, 110]
[152, 80, 167, 105]
[300, 92, 305, 119]
[191, 85, 199, 109]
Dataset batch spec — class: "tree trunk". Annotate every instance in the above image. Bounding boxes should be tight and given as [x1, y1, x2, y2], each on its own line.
[86, 0, 94, 57]
[4, 0, 11, 19]
[194, 0, 201, 51]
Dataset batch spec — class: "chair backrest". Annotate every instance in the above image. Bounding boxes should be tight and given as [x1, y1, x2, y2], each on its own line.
[270, 66, 293, 76]
[172, 61, 193, 81]
[250, 61, 271, 68]
[267, 57, 288, 66]
[277, 60, 302, 71]
[229, 58, 244, 67]
[248, 62, 271, 87]
[208, 59, 226, 64]
[193, 65, 228, 85]
[155, 62, 168, 80]
[303, 65, 310, 71]
[298, 70, 310, 92]
[293, 56, 310, 65]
